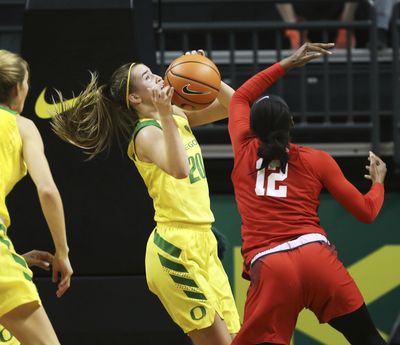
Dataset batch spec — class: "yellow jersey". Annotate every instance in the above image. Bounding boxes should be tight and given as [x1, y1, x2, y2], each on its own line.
[127, 115, 214, 226]
[0, 107, 27, 227]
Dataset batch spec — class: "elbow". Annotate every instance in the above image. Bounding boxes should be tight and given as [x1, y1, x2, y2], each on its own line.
[362, 217, 375, 225]
[37, 183, 58, 199]
[356, 213, 376, 224]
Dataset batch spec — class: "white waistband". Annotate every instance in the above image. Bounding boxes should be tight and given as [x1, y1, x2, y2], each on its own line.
[250, 233, 330, 265]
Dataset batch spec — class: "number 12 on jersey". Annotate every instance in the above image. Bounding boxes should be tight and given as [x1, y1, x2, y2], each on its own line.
[255, 158, 288, 197]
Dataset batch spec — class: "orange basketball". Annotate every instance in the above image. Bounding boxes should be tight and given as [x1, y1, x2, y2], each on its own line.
[164, 54, 221, 111]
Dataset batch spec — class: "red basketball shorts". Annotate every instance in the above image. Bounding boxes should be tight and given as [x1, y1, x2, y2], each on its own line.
[232, 242, 364, 345]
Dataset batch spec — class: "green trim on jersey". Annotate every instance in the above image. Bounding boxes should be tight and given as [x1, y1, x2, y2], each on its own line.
[0, 105, 17, 115]
[133, 119, 162, 141]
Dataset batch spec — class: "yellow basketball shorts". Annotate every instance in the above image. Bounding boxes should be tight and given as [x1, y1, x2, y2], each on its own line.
[0, 223, 41, 319]
[145, 223, 240, 334]
[0, 326, 20, 345]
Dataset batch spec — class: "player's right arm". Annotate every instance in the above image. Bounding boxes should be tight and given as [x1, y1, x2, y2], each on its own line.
[228, 43, 334, 153]
[135, 85, 189, 179]
[16, 115, 73, 297]
[313, 150, 386, 223]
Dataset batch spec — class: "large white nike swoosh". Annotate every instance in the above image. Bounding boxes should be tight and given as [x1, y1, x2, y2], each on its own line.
[35, 88, 78, 119]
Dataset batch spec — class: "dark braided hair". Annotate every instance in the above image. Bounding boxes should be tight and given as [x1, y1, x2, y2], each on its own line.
[250, 95, 292, 173]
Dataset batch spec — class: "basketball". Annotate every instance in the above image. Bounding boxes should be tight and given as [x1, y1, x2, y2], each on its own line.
[164, 54, 221, 111]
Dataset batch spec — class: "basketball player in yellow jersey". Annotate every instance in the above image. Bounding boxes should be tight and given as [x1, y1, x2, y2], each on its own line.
[0, 49, 73, 345]
[52, 50, 240, 345]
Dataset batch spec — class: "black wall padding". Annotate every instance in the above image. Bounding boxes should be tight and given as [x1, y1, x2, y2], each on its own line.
[35, 276, 191, 345]
[8, 0, 157, 276]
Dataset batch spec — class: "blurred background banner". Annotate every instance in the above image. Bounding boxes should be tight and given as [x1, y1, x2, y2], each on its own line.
[0, 0, 399, 343]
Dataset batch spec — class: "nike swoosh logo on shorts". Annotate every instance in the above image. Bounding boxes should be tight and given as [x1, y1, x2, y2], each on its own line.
[35, 88, 78, 119]
[182, 84, 210, 95]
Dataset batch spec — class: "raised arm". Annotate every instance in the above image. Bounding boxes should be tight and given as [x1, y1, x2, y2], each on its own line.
[135, 85, 190, 179]
[17, 116, 73, 297]
[228, 63, 285, 152]
[228, 43, 334, 153]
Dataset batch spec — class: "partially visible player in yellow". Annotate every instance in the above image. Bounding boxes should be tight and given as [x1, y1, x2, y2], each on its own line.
[0, 49, 73, 345]
[52, 50, 240, 345]
[0, 250, 55, 345]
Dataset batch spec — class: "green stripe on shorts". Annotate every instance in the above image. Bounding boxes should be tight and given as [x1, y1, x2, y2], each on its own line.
[183, 290, 207, 300]
[158, 254, 188, 272]
[170, 274, 198, 288]
[23, 272, 33, 281]
[154, 230, 182, 258]
[0, 223, 5, 232]
[0, 237, 11, 249]
[12, 253, 28, 268]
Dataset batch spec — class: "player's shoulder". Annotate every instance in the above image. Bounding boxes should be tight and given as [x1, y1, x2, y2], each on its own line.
[16, 115, 38, 135]
[295, 144, 330, 158]
[295, 144, 335, 171]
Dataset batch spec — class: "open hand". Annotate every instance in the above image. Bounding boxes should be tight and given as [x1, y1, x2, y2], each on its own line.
[365, 151, 387, 184]
[280, 43, 334, 71]
[22, 250, 53, 270]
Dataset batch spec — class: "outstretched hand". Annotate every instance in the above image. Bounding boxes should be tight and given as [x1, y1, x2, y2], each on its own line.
[52, 253, 73, 298]
[22, 250, 53, 270]
[280, 43, 334, 71]
[365, 151, 387, 184]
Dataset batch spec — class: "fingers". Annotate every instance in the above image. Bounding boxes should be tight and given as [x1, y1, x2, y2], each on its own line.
[150, 85, 173, 101]
[52, 268, 58, 283]
[185, 49, 205, 56]
[364, 174, 372, 180]
[32, 259, 51, 271]
[36, 250, 54, 264]
[56, 275, 71, 298]
[311, 43, 335, 49]
[302, 42, 333, 55]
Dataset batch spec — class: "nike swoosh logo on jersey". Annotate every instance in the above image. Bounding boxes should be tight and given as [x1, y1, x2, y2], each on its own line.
[35, 88, 78, 119]
[182, 84, 210, 95]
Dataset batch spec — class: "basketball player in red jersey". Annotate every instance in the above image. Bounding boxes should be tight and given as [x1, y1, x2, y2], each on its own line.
[228, 43, 387, 345]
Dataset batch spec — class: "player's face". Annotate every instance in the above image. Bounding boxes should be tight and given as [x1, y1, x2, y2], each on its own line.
[132, 64, 163, 103]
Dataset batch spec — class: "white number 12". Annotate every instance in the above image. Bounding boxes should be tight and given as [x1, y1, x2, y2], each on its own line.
[255, 158, 288, 197]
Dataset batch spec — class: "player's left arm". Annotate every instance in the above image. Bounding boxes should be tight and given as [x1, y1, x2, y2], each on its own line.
[315, 150, 385, 223]
[184, 81, 234, 127]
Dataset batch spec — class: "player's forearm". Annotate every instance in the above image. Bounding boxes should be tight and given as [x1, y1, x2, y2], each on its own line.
[217, 81, 235, 110]
[37, 186, 69, 255]
[234, 63, 285, 104]
[160, 116, 189, 178]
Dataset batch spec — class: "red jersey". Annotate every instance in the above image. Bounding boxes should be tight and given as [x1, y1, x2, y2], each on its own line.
[228, 63, 384, 274]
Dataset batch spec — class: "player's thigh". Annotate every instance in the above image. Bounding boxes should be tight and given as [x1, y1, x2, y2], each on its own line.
[0, 302, 60, 345]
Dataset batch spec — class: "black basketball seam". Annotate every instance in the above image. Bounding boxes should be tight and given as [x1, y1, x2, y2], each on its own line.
[167, 74, 214, 105]
[168, 71, 220, 92]
[169, 60, 220, 77]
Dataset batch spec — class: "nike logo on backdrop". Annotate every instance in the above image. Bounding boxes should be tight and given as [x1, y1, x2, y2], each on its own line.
[35, 88, 78, 119]
[182, 84, 210, 95]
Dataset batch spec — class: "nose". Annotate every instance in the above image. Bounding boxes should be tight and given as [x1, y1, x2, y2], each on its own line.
[155, 75, 163, 84]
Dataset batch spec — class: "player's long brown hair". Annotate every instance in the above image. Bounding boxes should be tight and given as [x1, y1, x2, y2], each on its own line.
[0, 50, 29, 103]
[51, 63, 139, 159]
[250, 95, 292, 173]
